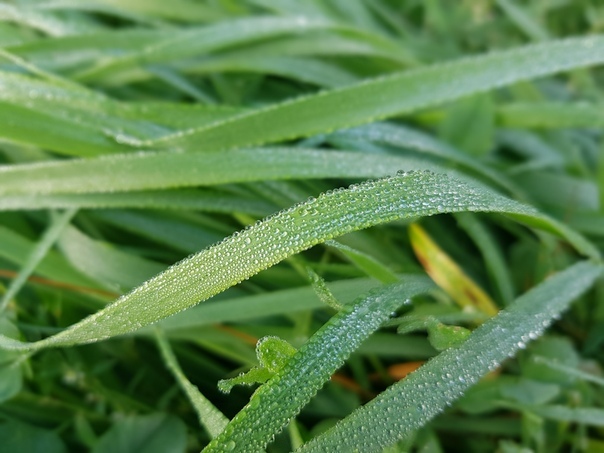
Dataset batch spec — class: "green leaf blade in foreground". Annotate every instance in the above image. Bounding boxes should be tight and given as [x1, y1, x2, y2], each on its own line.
[151, 35, 604, 150]
[297, 260, 603, 453]
[203, 277, 434, 453]
[0, 171, 597, 351]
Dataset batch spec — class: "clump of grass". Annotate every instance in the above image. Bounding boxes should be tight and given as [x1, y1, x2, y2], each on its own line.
[0, 1, 603, 452]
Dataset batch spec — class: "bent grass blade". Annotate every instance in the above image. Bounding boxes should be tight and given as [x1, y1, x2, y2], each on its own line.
[0, 171, 597, 352]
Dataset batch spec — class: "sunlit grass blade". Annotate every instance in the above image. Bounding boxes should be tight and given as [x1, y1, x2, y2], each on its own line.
[296, 260, 603, 452]
[203, 277, 434, 452]
[0, 171, 596, 352]
[149, 36, 604, 150]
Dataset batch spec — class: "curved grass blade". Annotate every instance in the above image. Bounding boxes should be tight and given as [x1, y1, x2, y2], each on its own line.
[0, 171, 597, 352]
[149, 35, 604, 150]
[203, 277, 434, 452]
[296, 261, 603, 453]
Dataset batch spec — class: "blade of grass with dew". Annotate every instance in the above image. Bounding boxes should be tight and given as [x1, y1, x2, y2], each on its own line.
[203, 276, 434, 453]
[148, 35, 604, 151]
[306, 268, 343, 311]
[0, 208, 77, 313]
[154, 328, 228, 438]
[296, 260, 603, 453]
[0, 171, 598, 352]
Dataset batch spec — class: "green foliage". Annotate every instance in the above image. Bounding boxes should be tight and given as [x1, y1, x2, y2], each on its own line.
[0, 1, 603, 452]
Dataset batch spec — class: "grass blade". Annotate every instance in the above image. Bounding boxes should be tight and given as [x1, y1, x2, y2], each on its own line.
[0, 171, 596, 351]
[150, 36, 604, 150]
[297, 261, 603, 452]
[203, 277, 434, 452]
[0, 208, 77, 313]
[154, 328, 228, 438]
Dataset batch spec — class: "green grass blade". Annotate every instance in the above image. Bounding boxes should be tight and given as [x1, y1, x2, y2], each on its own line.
[296, 260, 603, 452]
[0, 191, 275, 216]
[0, 171, 596, 351]
[153, 277, 381, 332]
[0, 148, 439, 195]
[203, 277, 434, 452]
[498, 102, 604, 129]
[523, 405, 604, 427]
[150, 36, 604, 150]
[0, 208, 77, 313]
[0, 225, 105, 291]
[58, 227, 166, 292]
[154, 328, 229, 438]
[73, 17, 376, 83]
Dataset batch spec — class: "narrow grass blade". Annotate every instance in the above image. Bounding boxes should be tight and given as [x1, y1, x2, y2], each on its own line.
[0, 208, 77, 313]
[150, 36, 604, 150]
[154, 328, 228, 438]
[203, 277, 434, 452]
[532, 356, 604, 387]
[498, 102, 604, 129]
[154, 278, 381, 332]
[525, 405, 604, 426]
[0, 191, 275, 216]
[296, 261, 603, 452]
[0, 225, 104, 291]
[455, 213, 515, 306]
[0, 171, 597, 351]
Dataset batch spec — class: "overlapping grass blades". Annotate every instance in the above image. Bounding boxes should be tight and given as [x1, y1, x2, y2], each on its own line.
[203, 277, 434, 452]
[297, 261, 603, 452]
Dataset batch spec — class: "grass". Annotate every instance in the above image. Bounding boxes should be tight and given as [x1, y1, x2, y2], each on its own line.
[0, 1, 603, 452]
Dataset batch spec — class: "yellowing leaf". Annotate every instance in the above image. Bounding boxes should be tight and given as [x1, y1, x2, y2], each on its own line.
[409, 223, 499, 317]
